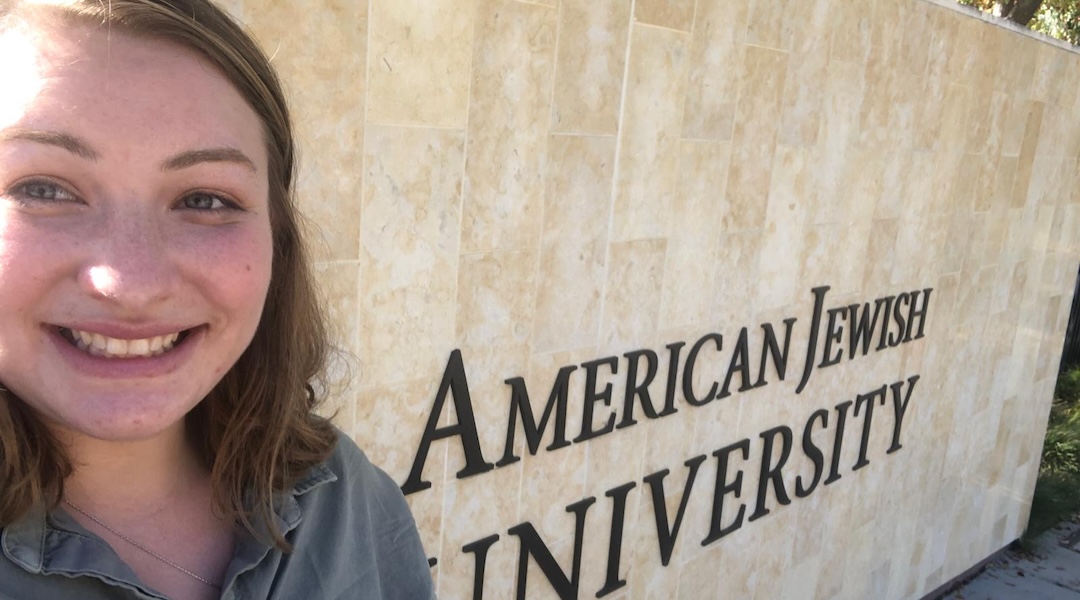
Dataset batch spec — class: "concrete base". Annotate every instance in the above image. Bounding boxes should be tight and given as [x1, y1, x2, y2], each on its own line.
[937, 518, 1080, 600]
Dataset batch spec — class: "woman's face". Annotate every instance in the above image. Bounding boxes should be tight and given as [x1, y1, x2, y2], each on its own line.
[0, 21, 273, 442]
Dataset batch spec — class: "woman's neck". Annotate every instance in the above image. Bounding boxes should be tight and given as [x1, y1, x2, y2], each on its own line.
[60, 420, 210, 516]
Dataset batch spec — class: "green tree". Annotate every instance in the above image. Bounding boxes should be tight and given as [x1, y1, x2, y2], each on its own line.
[958, 0, 1080, 44]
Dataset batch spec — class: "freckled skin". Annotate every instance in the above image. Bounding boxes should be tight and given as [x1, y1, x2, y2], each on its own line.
[0, 24, 274, 442]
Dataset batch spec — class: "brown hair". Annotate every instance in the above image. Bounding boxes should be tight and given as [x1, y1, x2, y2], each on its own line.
[0, 0, 338, 549]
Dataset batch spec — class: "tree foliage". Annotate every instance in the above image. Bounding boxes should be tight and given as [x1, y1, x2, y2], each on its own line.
[958, 0, 1080, 45]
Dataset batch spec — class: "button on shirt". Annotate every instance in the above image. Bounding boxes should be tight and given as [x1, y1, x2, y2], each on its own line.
[0, 431, 436, 599]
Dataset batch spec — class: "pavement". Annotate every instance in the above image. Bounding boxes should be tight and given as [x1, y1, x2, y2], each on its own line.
[942, 516, 1080, 600]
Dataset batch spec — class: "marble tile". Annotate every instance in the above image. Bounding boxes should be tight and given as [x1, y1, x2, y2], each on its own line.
[359, 125, 464, 385]
[550, 0, 632, 134]
[681, 0, 750, 141]
[746, 0, 787, 50]
[1011, 100, 1045, 208]
[757, 145, 813, 311]
[828, 0, 873, 62]
[461, 0, 556, 254]
[723, 45, 790, 233]
[438, 466, 521, 599]
[532, 135, 615, 354]
[811, 57, 864, 224]
[779, 46, 829, 148]
[244, 0, 368, 262]
[658, 141, 730, 329]
[611, 24, 691, 242]
[356, 378, 448, 553]
[634, 0, 695, 32]
[367, 0, 476, 127]
[710, 232, 763, 328]
[601, 239, 667, 351]
[453, 250, 538, 453]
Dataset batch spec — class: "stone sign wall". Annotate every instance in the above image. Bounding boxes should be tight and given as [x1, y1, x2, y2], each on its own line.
[223, 0, 1080, 597]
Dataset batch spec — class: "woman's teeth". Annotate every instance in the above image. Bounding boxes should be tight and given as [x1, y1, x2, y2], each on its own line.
[64, 328, 181, 358]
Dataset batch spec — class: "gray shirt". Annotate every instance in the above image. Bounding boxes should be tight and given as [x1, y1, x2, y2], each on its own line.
[0, 431, 436, 599]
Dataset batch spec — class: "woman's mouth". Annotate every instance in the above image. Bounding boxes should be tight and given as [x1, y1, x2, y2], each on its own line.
[57, 327, 191, 358]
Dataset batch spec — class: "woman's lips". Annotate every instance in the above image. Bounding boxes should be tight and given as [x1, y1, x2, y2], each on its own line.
[46, 324, 206, 379]
[59, 326, 186, 358]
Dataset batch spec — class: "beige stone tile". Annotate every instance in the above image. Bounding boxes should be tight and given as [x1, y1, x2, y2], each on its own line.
[681, 0, 750, 141]
[858, 43, 897, 148]
[355, 377, 446, 483]
[862, 219, 899, 292]
[811, 57, 864, 224]
[678, 545, 723, 598]
[438, 466, 521, 599]
[1003, 36, 1040, 98]
[799, 223, 850, 294]
[836, 145, 886, 229]
[710, 231, 763, 328]
[967, 91, 1010, 158]
[359, 125, 464, 385]
[602, 239, 667, 351]
[1031, 44, 1069, 106]
[891, 1, 930, 76]
[939, 84, 976, 156]
[828, 0, 872, 62]
[724, 45, 790, 233]
[461, 0, 556, 254]
[943, 13, 981, 86]
[612, 24, 691, 242]
[578, 491, 644, 598]
[757, 145, 813, 311]
[1010, 100, 1045, 208]
[367, 0, 476, 127]
[1001, 96, 1036, 158]
[993, 156, 1019, 212]
[870, 0, 907, 65]
[746, 0, 786, 50]
[779, 46, 829, 148]
[550, 0, 632, 134]
[634, 0, 695, 31]
[1060, 54, 1080, 110]
[355, 387, 447, 563]
[517, 441, 588, 535]
[658, 141, 730, 329]
[532, 135, 615, 354]
[453, 251, 538, 460]
[896, 212, 948, 287]
[244, 0, 367, 262]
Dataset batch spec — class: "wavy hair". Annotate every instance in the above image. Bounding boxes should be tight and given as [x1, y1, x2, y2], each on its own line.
[0, 0, 338, 550]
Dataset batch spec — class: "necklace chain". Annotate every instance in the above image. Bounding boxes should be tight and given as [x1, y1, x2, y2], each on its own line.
[63, 500, 222, 590]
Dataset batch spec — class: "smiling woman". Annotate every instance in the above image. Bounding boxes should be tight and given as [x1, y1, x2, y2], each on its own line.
[0, 1, 434, 599]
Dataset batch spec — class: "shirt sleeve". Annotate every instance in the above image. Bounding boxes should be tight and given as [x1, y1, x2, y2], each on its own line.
[334, 432, 437, 600]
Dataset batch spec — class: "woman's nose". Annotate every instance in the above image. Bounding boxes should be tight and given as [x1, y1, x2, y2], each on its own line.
[78, 212, 178, 310]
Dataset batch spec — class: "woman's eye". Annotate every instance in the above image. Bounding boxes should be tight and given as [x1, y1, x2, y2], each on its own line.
[12, 179, 78, 203]
[181, 192, 232, 211]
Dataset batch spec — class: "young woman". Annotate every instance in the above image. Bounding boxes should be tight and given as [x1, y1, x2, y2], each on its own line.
[0, 1, 434, 598]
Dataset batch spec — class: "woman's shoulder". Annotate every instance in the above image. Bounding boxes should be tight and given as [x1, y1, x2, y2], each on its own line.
[298, 425, 415, 526]
[321, 427, 395, 492]
[285, 425, 435, 598]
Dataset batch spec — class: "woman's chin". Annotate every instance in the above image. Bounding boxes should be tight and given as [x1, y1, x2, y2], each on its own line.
[44, 400, 197, 444]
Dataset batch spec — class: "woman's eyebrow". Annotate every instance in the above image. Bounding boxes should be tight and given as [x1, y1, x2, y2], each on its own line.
[0, 129, 256, 174]
[0, 128, 100, 161]
[161, 147, 257, 173]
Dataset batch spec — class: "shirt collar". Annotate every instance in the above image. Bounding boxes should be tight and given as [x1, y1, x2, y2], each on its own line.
[1, 461, 339, 585]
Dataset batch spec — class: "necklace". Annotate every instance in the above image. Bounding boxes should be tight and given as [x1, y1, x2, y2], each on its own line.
[63, 500, 222, 590]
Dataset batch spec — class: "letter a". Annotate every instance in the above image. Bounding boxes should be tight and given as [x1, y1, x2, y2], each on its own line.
[402, 349, 494, 494]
